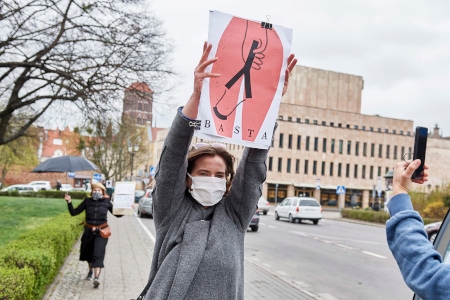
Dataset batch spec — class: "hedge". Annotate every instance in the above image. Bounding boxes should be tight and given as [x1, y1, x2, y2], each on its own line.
[341, 208, 442, 225]
[0, 190, 88, 199]
[0, 213, 84, 300]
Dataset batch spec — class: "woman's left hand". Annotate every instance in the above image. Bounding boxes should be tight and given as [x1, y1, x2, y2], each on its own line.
[282, 54, 298, 96]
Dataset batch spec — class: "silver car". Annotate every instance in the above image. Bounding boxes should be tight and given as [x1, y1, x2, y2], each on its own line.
[138, 189, 153, 218]
[274, 197, 322, 225]
[257, 197, 270, 215]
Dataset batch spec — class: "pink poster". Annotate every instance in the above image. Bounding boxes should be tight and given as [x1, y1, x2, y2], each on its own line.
[195, 10, 293, 149]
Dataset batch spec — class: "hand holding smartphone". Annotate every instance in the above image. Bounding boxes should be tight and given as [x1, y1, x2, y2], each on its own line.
[412, 126, 428, 179]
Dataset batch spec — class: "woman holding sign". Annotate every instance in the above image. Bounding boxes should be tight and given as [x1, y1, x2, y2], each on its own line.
[137, 43, 296, 300]
[64, 182, 124, 288]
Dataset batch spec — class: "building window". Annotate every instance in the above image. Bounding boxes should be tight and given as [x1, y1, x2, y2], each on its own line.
[339, 140, 343, 154]
[346, 124, 350, 128]
[322, 121, 326, 125]
[338, 123, 342, 127]
[354, 165, 358, 178]
[304, 160, 309, 174]
[268, 157, 273, 171]
[321, 161, 325, 176]
[306, 136, 310, 151]
[385, 129, 389, 133]
[407, 131, 411, 136]
[287, 158, 291, 173]
[371, 143, 375, 157]
[338, 163, 342, 177]
[346, 164, 350, 178]
[313, 161, 317, 175]
[377, 128, 381, 132]
[354, 125, 358, 130]
[314, 137, 319, 151]
[370, 127, 374, 131]
[288, 116, 292, 122]
[279, 115, 283, 120]
[355, 141, 359, 156]
[392, 130, 396, 134]
[331, 139, 335, 153]
[347, 141, 351, 155]
[278, 158, 282, 172]
[377, 166, 381, 177]
[394, 145, 398, 160]
[370, 166, 374, 179]
[313, 120, 318, 125]
[329, 162, 334, 176]
[330, 122, 334, 127]
[401, 146, 405, 157]
[323, 138, 327, 152]
[386, 145, 390, 159]
[279, 133, 284, 148]
[295, 159, 300, 173]
[378, 144, 383, 158]
[385, 167, 389, 175]
[297, 135, 301, 150]
[296, 118, 301, 123]
[362, 165, 366, 179]
[288, 134, 292, 149]
[362, 126, 366, 130]
[305, 119, 309, 124]
[400, 130, 403, 135]
[363, 142, 367, 156]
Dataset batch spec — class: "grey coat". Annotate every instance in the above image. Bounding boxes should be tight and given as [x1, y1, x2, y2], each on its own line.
[143, 110, 269, 300]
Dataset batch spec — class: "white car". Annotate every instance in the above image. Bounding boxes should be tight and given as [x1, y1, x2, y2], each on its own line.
[274, 197, 322, 225]
[257, 197, 270, 215]
[29, 180, 52, 190]
[1, 184, 39, 193]
[60, 184, 73, 192]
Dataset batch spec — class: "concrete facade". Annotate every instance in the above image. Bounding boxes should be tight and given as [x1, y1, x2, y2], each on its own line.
[150, 65, 450, 209]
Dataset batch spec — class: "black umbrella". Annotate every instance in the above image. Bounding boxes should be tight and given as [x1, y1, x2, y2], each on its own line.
[32, 156, 100, 173]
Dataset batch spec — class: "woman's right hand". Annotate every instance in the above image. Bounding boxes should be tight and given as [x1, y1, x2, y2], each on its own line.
[64, 194, 71, 203]
[182, 42, 221, 119]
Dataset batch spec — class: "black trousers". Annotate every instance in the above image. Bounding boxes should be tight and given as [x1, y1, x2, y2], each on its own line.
[79, 227, 109, 268]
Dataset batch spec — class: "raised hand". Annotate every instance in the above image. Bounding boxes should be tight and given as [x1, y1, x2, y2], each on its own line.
[282, 54, 297, 96]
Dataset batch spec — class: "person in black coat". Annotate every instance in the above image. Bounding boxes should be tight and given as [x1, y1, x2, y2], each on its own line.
[64, 182, 123, 288]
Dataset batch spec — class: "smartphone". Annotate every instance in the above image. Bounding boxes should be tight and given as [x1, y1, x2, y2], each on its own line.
[412, 126, 428, 179]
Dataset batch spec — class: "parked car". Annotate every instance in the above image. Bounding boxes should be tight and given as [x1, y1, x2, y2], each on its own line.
[257, 197, 270, 215]
[248, 209, 260, 232]
[274, 196, 322, 225]
[29, 180, 52, 190]
[138, 189, 153, 218]
[425, 221, 442, 244]
[1, 184, 39, 193]
[60, 184, 73, 192]
[135, 190, 145, 203]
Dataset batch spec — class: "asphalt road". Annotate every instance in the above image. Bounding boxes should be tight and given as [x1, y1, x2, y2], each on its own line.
[246, 211, 413, 300]
[137, 210, 413, 300]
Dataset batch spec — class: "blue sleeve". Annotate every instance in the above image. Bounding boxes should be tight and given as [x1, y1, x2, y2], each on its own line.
[386, 193, 450, 299]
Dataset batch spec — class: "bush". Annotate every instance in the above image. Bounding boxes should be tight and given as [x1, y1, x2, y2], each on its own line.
[0, 213, 84, 299]
[0, 190, 88, 199]
[341, 209, 390, 224]
[0, 266, 35, 300]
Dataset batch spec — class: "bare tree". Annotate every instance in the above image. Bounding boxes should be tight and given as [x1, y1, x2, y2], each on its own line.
[0, 0, 174, 145]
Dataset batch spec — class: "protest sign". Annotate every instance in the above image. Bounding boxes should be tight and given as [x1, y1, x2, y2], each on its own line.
[195, 10, 293, 149]
[112, 181, 135, 215]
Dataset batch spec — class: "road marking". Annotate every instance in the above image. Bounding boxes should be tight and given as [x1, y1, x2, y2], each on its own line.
[362, 251, 387, 259]
[268, 225, 276, 229]
[260, 222, 266, 225]
[336, 243, 354, 250]
[289, 231, 308, 237]
[136, 216, 156, 244]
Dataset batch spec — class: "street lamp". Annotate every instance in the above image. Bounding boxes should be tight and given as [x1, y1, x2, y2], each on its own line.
[128, 143, 139, 181]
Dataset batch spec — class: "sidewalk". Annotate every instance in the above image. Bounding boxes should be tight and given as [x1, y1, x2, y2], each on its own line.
[43, 214, 318, 300]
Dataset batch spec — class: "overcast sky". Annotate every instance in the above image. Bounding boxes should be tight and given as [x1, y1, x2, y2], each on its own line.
[149, 0, 450, 136]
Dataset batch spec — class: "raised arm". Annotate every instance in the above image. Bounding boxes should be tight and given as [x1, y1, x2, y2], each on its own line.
[153, 43, 221, 226]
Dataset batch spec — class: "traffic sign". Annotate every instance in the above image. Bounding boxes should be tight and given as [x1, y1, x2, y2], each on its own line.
[316, 177, 321, 190]
[93, 173, 102, 181]
[149, 166, 156, 176]
[336, 185, 346, 194]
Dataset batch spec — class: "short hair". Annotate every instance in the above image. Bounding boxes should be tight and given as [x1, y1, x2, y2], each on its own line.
[187, 146, 235, 195]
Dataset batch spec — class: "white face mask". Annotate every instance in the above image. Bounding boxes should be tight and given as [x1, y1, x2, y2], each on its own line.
[187, 173, 226, 206]
[92, 192, 103, 201]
